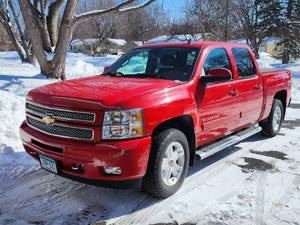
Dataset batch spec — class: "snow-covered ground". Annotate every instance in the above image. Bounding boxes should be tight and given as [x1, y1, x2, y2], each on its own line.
[0, 51, 300, 225]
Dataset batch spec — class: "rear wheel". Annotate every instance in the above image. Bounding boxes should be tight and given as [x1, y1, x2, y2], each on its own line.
[261, 99, 284, 137]
[142, 129, 190, 198]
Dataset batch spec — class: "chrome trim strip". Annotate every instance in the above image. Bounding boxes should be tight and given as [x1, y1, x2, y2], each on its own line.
[26, 114, 95, 141]
[26, 100, 96, 123]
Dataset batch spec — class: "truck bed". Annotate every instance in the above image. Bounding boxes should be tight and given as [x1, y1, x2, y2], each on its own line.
[260, 68, 289, 74]
[259, 68, 291, 121]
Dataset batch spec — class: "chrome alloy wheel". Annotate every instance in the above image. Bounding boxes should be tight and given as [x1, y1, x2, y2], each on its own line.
[272, 105, 282, 132]
[161, 141, 185, 186]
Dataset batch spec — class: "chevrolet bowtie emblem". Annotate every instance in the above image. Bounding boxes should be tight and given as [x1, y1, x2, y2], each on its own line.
[42, 115, 55, 125]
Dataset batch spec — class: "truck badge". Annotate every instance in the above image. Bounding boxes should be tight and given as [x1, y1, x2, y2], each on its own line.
[42, 115, 55, 125]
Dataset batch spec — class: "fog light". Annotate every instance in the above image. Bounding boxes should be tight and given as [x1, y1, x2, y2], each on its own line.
[71, 164, 84, 171]
[104, 167, 122, 175]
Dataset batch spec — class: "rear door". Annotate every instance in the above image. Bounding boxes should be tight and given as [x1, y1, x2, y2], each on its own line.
[198, 48, 240, 145]
[231, 48, 263, 127]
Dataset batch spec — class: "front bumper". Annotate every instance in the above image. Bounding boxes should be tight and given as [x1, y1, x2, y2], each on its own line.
[20, 121, 151, 188]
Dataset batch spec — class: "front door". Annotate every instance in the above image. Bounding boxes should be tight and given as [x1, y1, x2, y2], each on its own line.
[197, 48, 240, 146]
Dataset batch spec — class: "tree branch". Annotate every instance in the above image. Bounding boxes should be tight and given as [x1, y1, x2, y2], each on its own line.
[75, 0, 156, 25]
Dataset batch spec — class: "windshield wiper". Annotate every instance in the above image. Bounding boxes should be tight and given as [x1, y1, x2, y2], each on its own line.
[103, 72, 125, 77]
[131, 73, 167, 80]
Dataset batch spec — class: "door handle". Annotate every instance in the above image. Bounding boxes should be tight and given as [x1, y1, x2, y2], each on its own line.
[254, 84, 261, 90]
[229, 89, 238, 96]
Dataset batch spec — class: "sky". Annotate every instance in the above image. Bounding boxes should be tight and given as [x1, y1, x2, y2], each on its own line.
[159, 0, 186, 20]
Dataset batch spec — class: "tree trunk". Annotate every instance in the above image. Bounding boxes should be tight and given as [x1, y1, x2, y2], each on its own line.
[40, 0, 53, 52]
[282, 46, 290, 64]
[253, 46, 260, 59]
[47, 0, 64, 47]
[50, 0, 78, 80]
[1, 22, 26, 61]
[7, 0, 34, 64]
[18, 0, 51, 76]
[0, 0, 27, 62]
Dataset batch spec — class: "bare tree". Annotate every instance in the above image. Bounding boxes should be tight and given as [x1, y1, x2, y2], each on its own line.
[0, 0, 33, 63]
[73, 0, 117, 55]
[18, 0, 156, 80]
[119, 4, 166, 43]
[233, 0, 264, 58]
[186, 0, 240, 41]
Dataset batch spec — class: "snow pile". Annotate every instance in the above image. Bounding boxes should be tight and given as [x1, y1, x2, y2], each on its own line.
[107, 38, 127, 46]
[146, 34, 203, 44]
[0, 90, 25, 152]
[66, 52, 118, 79]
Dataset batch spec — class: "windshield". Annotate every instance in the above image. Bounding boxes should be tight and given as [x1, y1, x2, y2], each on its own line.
[105, 47, 200, 82]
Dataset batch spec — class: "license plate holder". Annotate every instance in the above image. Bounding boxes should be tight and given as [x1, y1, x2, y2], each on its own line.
[40, 155, 58, 174]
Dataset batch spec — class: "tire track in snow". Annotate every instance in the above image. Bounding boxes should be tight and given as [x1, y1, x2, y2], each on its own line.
[255, 172, 267, 225]
[111, 135, 268, 225]
[0, 169, 48, 195]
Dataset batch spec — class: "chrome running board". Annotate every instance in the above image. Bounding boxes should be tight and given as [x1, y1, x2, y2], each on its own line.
[196, 125, 262, 160]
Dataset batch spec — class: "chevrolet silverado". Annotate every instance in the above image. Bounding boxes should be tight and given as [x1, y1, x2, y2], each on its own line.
[20, 42, 292, 198]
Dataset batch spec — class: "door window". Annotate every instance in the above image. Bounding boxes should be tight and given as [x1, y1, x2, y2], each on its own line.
[203, 48, 232, 76]
[232, 48, 256, 78]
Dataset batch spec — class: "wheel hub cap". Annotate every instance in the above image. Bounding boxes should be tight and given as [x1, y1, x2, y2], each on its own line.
[272, 105, 282, 132]
[161, 142, 185, 186]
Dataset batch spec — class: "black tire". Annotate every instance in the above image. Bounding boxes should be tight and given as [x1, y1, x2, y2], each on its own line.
[260, 99, 284, 137]
[142, 129, 190, 198]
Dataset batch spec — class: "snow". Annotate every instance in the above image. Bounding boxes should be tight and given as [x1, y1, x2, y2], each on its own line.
[257, 51, 300, 103]
[261, 36, 282, 45]
[107, 38, 127, 46]
[231, 38, 248, 44]
[146, 34, 203, 44]
[70, 38, 127, 48]
[0, 51, 300, 225]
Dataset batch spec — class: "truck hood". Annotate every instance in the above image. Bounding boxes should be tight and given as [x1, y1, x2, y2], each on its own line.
[28, 75, 181, 107]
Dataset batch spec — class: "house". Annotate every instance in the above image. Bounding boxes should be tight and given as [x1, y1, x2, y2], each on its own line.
[70, 38, 127, 56]
[260, 37, 283, 58]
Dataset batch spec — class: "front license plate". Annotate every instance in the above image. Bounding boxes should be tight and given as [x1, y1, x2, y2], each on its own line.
[40, 155, 58, 174]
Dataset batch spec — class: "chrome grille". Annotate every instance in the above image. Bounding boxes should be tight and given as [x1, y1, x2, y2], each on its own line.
[27, 116, 94, 140]
[26, 102, 95, 122]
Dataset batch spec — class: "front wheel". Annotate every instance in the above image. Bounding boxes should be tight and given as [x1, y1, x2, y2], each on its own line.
[261, 99, 284, 137]
[142, 129, 190, 198]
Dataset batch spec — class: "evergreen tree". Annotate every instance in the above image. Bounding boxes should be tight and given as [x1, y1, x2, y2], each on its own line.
[279, 0, 300, 63]
[258, 0, 300, 63]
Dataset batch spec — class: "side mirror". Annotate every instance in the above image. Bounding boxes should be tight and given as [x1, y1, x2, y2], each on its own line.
[103, 65, 111, 73]
[201, 68, 232, 85]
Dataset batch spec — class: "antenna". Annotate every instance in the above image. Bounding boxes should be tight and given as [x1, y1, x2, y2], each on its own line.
[184, 35, 192, 44]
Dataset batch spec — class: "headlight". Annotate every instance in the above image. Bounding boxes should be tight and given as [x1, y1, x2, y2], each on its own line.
[102, 109, 143, 139]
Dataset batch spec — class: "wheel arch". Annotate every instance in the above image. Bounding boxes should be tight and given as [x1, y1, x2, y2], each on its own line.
[274, 90, 287, 117]
[152, 115, 196, 166]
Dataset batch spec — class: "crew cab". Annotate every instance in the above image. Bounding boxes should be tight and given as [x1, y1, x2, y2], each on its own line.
[20, 42, 291, 198]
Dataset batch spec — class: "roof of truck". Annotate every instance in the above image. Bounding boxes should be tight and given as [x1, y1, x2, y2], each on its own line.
[141, 41, 250, 49]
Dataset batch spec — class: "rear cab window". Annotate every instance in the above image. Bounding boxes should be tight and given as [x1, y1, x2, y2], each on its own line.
[232, 48, 256, 78]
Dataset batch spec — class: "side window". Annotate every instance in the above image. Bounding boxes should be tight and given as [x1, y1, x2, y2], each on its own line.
[203, 48, 232, 76]
[232, 48, 256, 78]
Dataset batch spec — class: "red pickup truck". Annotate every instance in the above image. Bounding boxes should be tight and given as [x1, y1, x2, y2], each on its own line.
[20, 42, 291, 198]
